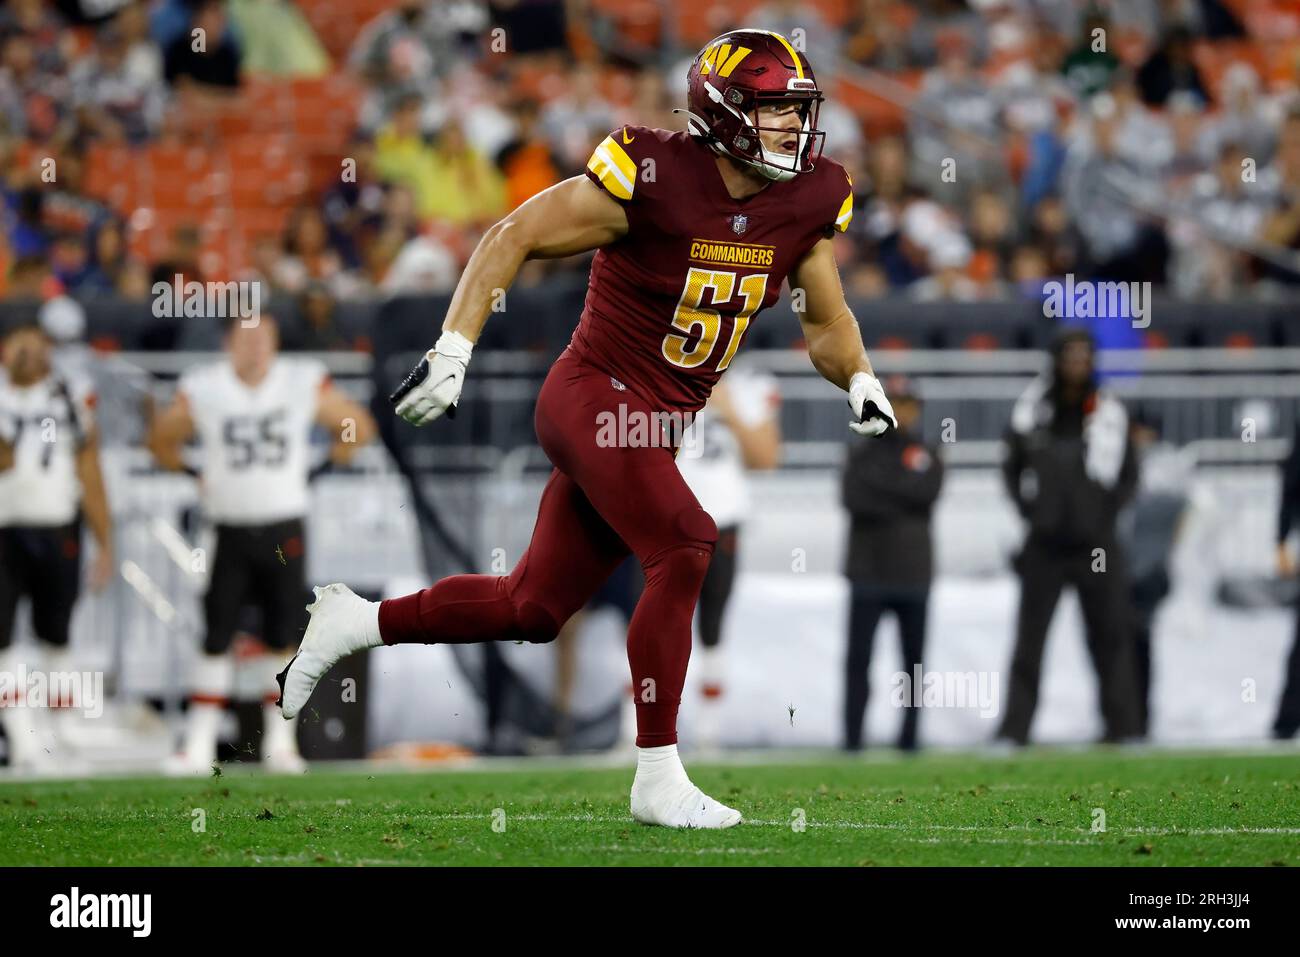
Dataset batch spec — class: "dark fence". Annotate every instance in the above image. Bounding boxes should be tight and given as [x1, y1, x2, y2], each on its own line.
[3, 284, 1298, 354]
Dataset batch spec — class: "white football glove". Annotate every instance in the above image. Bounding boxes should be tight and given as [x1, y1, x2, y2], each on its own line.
[848, 371, 897, 437]
[390, 330, 474, 427]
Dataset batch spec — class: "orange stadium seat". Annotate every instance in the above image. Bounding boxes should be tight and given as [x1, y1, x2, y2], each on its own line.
[148, 144, 226, 211]
[668, 0, 852, 46]
[962, 332, 1001, 351]
[222, 136, 310, 208]
[229, 206, 293, 243]
[214, 78, 295, 137]
[83, 144, 143, 209]
[122, 206, 192, 261]
[136, 82, 341, 264]
[835, 70, 922, 139]
[285, 76, 362, 149]
[305, 151, 349, 194]
[1193, 39, 1271, 101]
[1234, 0, 1300, 42]
[875, 334, 913, 351]
[507, 60, 571, 102]
[588, 0, 667, 52]
[296, 0, 395, 62]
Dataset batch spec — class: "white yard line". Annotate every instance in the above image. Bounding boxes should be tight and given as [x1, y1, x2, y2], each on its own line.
[414, 811, 1300, 836]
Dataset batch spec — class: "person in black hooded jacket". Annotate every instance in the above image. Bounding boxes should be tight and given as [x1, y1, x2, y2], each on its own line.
[996, 327, 1142, 745]
[841, 375, 943, 751]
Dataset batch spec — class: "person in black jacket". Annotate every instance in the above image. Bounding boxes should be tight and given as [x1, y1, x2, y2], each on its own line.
[1118, 412, 1190, 738]
[1274, 424, 1300, 738]
[841, 376, 944, 751]
[997, 327, 1142, 745]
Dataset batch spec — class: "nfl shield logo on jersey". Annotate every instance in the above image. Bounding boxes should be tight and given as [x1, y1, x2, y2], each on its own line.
[731, 214, 748, 236]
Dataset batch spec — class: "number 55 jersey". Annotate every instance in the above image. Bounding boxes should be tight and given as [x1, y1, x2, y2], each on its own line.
[178, 357, 328, 525]
[574, 124, 853, 415]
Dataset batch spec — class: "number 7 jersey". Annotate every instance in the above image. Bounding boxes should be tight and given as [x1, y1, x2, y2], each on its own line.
[573, 124, 853, 414]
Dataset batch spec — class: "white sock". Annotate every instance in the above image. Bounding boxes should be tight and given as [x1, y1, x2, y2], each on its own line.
[262, 703, 299, 757]
[39, 645, 78, 752]
[261, 650, 293, 700]
[635, 743, 689, 785]
[44, 647, 74, 708]
[192, 653, 233, 698]
[260, 651, 300, 757]
[697, 645, 723, 692]
[0, 648, 39, 764]
[183, 654, 232, 762]
[183, 704, 222, 764]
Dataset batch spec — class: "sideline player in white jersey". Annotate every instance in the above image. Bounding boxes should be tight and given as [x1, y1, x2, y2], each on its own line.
[0, 320, 113, 768]
[675, 363, 781, 748]
[148, 314, 376, 773]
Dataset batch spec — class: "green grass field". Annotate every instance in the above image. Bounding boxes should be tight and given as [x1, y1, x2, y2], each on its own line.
[1, 748, 1297, 866]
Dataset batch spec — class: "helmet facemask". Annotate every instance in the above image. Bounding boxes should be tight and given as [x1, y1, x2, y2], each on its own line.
[692, 78, 825, 182]
[749, 93, 824, 181]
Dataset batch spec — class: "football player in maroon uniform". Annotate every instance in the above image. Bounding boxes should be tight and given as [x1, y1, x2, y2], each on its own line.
[279, 29, 896, 828]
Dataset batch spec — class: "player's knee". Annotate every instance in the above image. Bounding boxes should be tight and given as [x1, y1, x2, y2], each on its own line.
[674, 505, 718, 552]
[513, 599, 562, 644]
[643, 506, 717, 585]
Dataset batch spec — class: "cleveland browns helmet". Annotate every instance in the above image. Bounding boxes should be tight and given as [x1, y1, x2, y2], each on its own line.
[679, 28, 825, 182]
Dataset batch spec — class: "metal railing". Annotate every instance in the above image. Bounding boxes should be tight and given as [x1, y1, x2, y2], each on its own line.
[33, 345, 1286, 702]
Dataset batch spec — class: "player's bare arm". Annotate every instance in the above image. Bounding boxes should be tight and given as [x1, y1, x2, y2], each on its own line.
[146, 391, 196, 471]
[726, 412, 780, 470]
[447, 174, 630, 340]
[74, 425, 114, 590]
[709, 383, 781, 470]
[391, 176, 629, 426]
[316, 382, 378, 465]
[792, 237, 897, 436]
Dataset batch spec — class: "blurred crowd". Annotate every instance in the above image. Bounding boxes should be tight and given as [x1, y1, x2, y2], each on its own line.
[5, 0, 1300, 333]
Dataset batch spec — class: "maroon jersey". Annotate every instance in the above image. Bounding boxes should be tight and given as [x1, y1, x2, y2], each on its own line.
[572, 125, 853, 414]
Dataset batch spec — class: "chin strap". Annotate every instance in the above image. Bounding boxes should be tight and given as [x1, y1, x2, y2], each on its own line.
[677, 107, 803, 182]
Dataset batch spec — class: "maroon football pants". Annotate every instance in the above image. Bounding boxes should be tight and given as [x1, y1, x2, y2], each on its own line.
[378, 348, 717, 747]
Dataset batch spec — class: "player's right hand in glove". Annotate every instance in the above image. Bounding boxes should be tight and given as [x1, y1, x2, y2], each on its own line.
[390, 330, 474, 426]
[847, 371, 897, 437]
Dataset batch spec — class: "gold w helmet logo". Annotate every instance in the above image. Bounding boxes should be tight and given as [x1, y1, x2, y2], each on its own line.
[698, 41, 752, 77]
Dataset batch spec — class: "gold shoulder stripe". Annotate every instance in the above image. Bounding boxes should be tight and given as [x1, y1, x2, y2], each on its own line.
[834, 193, 854, 232]
[586, 134, 637, 201]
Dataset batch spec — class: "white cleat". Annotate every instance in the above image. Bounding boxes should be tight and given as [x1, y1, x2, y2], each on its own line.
[262, 749, 308, 774]
[277, 584, 381, 720]
[162, 752, 217, 777]
[630, 776, 742, 829]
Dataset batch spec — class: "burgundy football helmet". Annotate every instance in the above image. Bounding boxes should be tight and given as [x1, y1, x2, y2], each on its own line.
[679, 29, 825, 182]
